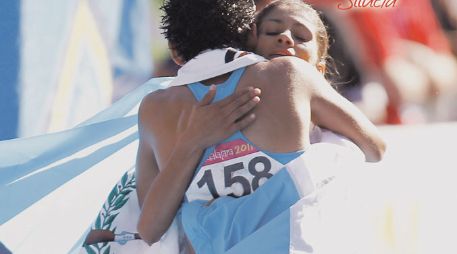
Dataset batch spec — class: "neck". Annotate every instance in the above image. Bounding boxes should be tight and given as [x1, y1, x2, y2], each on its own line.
[200, 72, 231, 85]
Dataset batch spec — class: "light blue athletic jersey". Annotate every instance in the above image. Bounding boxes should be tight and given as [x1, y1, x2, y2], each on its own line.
[184, 67, 304, 202]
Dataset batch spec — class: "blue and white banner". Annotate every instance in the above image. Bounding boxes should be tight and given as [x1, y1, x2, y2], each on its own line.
[0, 0, 153, 141]
[1, 75, 457, 253]
[0, 78, 170, 254]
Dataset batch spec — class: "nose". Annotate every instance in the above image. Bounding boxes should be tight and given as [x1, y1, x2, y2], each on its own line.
[277, 30, 293, 46]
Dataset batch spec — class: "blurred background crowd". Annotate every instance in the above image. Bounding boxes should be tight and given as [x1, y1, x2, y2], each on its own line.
[1, 0, 456, 141]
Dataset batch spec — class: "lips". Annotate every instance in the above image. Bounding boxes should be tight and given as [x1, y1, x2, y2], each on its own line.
[270, 50, 293, 58]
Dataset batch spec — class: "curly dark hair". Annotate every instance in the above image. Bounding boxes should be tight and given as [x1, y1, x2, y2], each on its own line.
[161, 0, 256, 62]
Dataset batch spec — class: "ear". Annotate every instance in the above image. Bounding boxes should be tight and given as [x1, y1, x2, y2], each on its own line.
[168, 42, 185, 66]
[317, 62, 326, 75]
[246, 23, 258, 51]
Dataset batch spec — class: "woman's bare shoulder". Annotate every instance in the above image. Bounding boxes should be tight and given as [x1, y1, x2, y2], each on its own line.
[244, 57, 326, 102]
[138, 86, 194, 132]
[247, 57, 322, 86]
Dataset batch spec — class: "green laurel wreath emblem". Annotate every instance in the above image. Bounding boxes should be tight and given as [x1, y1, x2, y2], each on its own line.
[84, 172, 136, 254]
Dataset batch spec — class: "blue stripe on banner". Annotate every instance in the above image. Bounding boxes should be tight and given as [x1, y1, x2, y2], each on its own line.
[0, 241, 13, 254]
[225, 208, 291, 254]
[0, 0, 20, 140]
[0, 115, 138, 224]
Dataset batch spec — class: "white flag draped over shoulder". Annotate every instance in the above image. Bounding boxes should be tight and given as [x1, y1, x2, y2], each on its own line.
[0, 78, 171, 254]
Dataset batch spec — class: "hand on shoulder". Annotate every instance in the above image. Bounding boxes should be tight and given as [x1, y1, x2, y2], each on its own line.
[138, 84, 262, 152]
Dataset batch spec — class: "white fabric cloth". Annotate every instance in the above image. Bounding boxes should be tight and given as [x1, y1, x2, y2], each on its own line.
[168, 48, 266, 87]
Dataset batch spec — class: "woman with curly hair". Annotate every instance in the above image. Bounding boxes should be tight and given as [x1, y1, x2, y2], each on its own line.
[136, 0, 385, 252]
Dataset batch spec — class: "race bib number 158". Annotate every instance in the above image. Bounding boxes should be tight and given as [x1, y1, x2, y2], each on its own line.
[185, 140, 284, 202]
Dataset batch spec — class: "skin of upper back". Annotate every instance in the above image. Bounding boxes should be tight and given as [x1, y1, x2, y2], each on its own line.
[139, 56, 315, 170]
